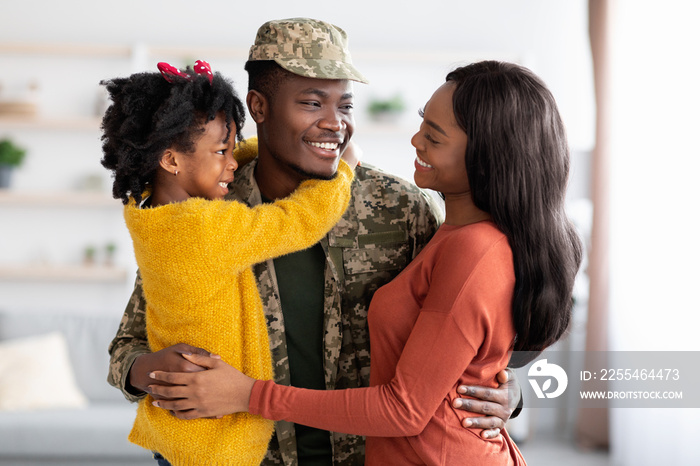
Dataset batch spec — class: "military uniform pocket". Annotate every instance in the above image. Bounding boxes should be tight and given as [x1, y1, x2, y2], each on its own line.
[342, 242, 410, 275]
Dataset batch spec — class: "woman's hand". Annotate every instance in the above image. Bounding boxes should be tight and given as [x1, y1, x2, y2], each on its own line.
[148, 353, 256, 420]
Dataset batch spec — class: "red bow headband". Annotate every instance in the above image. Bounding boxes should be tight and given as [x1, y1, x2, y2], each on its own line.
[157, 60, 213, 84]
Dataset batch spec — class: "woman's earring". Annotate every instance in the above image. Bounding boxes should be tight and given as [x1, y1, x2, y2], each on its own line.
[174, 170, 179, 176]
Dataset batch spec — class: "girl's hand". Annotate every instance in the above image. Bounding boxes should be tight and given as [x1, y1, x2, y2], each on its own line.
[341, 141, 362, 170]
[147, 353, 256, 420]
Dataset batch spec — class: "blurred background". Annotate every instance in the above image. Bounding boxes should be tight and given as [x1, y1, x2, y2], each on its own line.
[0, 1, 698, 465]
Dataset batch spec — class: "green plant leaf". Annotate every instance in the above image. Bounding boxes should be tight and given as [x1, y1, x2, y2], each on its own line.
[0, 139, 27, 166]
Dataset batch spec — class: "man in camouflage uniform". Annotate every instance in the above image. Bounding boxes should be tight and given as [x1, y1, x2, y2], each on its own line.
[108, 18, 519, 466]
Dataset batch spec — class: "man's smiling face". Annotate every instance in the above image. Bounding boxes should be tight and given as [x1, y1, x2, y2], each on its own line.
[262, 73, 355, 180]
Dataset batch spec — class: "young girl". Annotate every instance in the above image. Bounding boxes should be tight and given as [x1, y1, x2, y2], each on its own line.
[148, 61, 583, 465]
[100, 61, 355, 466]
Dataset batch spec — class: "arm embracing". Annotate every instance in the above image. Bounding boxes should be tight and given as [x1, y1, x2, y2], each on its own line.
[107, 274, 217, 401]
[107, 273, 151, 402]
[249, 234, 513, 437]
[250, 311, 475, 437]
[232, 137, 258, 168]
[148, 312, 474, 436]
[219, 159, 354, 267]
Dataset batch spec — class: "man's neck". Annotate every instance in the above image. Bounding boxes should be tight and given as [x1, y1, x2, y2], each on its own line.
[253, 153, 306, 200]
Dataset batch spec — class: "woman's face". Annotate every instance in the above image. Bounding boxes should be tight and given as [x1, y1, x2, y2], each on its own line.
[410, 82, 470, 196]
[175, 113, 238, 200]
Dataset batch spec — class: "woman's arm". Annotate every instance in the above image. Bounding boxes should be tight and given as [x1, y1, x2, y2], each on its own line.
[148, 236, 514, 437]
[149, 311, 477, 436]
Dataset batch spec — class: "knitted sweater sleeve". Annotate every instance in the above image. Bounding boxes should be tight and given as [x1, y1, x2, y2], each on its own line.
[124, 159, 353, 279]
[174, 159, 354, 270]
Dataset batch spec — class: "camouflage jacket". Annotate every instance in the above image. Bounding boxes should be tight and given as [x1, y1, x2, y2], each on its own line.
[107, 158, 443, 465]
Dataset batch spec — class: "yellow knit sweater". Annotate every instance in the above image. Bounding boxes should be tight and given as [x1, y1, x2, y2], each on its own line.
[125, 155, 354, 466]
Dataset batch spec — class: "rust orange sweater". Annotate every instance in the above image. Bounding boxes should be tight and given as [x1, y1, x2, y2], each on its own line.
[251, 221, 526, 465]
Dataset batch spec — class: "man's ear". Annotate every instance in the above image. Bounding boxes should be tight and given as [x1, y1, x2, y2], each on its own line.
[247, 90, 267, 124]
[159, 149, 180, 175]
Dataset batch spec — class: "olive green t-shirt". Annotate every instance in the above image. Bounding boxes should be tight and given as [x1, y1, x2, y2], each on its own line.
[273, 242, 332, 466]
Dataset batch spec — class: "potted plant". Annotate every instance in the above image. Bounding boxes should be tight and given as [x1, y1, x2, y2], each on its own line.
[104, 242, 117, 267]
[0, 138, 27, 188]
[83, 245, 97, 266]
[367, 94, 406, 123]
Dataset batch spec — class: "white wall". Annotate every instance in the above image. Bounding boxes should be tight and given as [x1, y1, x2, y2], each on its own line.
[0, 0, 596, 447]
[606, 1, 700, 465]
[1, 0, 595, 178]
[0, 0, 594, 311]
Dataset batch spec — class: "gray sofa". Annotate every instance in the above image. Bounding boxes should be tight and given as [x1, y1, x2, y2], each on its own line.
[0, 310, 153, 466]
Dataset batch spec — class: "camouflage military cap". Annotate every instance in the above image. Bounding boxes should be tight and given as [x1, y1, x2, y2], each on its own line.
[248, 17, 369, 84]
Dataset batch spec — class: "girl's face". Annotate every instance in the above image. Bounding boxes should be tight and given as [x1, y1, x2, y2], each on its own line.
[175, 113, 238, 200]
[410, 82, 470, 197]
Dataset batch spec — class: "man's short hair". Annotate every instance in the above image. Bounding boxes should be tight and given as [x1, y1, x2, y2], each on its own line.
[244, 60, 292, 101]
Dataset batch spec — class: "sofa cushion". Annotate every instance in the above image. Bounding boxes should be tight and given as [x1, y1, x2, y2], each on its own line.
[0, 311, 125, 403]
[0, 331, 88, 411]
[0, 403, 151, 460]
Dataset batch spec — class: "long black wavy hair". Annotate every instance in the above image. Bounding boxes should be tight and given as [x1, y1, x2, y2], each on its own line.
[446, 61, 583, 361]
[100, 66, 246, 204]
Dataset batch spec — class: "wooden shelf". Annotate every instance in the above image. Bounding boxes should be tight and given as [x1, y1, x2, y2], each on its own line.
[0, 41, 491, 64]
[0, 42, 249, 60]
[0, 190, 121, 208]
[0, 42, 132, 57]
[0, 115, 101, 130]
[0, 264, 127, 282]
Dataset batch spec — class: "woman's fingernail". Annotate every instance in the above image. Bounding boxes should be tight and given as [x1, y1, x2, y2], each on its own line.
[149, 372, 155, 379]
[454, 398, 463, 408]
[464, 419, 472, 427]
[152, 401, 159, 407]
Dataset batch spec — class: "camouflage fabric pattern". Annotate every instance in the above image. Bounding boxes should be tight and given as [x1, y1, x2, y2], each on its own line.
[107, 273, 151, 402]
[107, 156, 443, 465]
[248, 18, 369, 84]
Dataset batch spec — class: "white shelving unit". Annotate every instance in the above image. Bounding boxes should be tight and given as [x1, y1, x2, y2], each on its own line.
[0, 115, 102, 131]
[0, 190, 118, 207]
[0, 40, 461, 314]
[0, 42, 148, 314]
[0, 264, 127, 282]
[0, 190, 128, 287]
